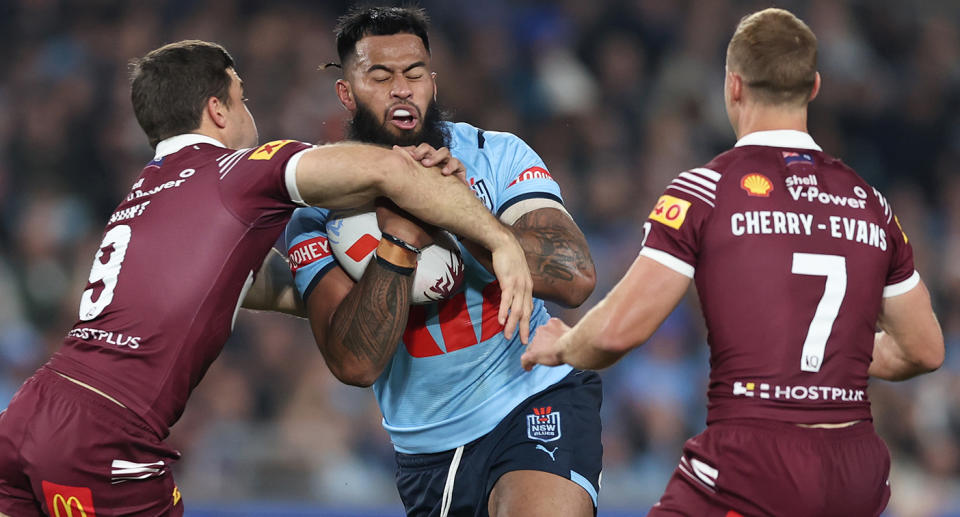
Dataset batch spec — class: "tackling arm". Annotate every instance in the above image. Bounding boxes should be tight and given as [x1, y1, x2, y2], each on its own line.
[294, 143, 533, 342]
[868, 279, 944, 381]
[521, 255, 690, 370]
[242, 248, 305, 316]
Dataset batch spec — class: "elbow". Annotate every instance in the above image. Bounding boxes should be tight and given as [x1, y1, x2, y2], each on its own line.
[554, 269, 598, 308]
[916, 341, 945, 373]
[330, 364, 378, 388]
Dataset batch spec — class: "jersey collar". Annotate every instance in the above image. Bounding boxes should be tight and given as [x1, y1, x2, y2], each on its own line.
[154, 134, 227, 160]
[734, 130, 822, 151]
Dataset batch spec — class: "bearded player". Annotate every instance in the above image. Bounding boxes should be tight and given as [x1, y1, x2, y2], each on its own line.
[0, 39, 534, 516]
[285, 6, 601, 517]
[522, 8, 943, 517]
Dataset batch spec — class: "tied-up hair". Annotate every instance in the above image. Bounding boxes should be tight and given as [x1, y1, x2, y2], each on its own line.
[130, 40, 235, 148]
[332, 6, 431, 69]
[726, 8, 818, 106]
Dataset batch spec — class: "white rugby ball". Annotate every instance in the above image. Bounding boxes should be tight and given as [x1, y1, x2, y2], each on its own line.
[325, 210, 465, 304]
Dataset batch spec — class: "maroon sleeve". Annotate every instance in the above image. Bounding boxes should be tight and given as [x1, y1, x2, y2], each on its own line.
[218, 139, 314, 226]
[873, 188, 918, 296]
[640, 167, 720, 277]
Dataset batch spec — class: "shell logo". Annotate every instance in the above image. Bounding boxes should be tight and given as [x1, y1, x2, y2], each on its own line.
[740, 173, 773, 197]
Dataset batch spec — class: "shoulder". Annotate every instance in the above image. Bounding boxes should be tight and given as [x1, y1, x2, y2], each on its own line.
[447, 121, 530, 154]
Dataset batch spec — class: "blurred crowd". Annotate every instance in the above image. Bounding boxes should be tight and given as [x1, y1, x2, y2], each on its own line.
[1, 0, 959, 515]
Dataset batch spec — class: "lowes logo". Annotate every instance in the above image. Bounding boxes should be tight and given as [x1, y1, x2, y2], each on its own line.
[527, 406, 561, 442]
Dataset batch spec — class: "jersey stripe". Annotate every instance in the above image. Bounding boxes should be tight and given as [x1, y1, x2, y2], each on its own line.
[678, 171, 717, 190]
[882, 270, 920, 298]
[671, 178, 716, 200]
[665, 184, 716, 208]
[639, 247, 695, 278]
[690, 167, 722, 181]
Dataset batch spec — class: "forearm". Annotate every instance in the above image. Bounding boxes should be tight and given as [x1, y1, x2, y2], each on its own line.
[869, 331, 935, 381]
[556, 300, 629, 370]
[379, 163, 512, 253]
[243, 248, 305, 317]
[323, 249, 414, 387]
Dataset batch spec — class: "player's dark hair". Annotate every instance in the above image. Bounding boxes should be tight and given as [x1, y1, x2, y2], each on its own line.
[727, 8, 818, 106]
[334, 6, 431, 67]
[130, 40, 236, 148]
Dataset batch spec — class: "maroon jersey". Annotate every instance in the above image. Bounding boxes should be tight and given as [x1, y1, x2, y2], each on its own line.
[641, 130, 917, 424]
[47, 134, 313, 437]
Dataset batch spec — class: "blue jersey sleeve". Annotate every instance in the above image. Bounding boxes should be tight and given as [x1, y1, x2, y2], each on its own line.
[284, 207, 338, 301]
[490, 133, 564, 218]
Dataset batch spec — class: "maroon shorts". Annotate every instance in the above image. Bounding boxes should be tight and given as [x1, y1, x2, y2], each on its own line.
[648, 419, 891, 517]
[0, 366, 183, 516]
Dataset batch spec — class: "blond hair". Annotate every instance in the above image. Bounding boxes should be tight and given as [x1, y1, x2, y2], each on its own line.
[726, 8, 817, 106]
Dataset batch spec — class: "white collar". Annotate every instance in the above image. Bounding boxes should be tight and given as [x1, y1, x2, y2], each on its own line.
[153, 134, 227, 160]
[734, 130, 822, 151]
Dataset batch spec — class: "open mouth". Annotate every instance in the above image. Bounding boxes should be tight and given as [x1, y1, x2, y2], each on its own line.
[389, 106, 419, 130]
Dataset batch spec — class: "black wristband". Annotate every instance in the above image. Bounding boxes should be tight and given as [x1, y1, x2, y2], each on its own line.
[380, 231, 421, 254]
[375, 254, 416, 276]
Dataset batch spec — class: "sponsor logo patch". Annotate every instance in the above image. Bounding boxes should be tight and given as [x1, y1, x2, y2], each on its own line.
[249, 139, 294, 160]
[42, 481, 97, 517]
[649, 195, 691, 230]
[740, 173, 773, 197]
[527, 406, 561, 442]
[288, 236, 332, 272]
[507, 166, 554, 187]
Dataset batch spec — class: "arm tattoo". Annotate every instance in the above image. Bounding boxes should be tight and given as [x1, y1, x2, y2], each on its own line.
[513, 209, 594, 287]
[329, 261, 412, 366]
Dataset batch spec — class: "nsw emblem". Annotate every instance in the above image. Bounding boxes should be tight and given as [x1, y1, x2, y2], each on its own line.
[527, 406, 561, 442]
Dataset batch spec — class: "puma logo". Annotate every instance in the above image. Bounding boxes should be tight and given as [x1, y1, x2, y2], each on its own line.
[536, 444, 558, 461]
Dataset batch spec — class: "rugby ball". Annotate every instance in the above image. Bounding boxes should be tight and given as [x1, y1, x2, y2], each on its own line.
[325, 210, 465, 304]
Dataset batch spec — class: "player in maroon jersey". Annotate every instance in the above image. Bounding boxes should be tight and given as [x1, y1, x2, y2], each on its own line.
[0, 40, 534, 516]
[522, 8, 944, 517]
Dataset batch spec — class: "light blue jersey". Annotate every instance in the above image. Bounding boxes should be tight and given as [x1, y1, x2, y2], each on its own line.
[285, 122, 573, 453]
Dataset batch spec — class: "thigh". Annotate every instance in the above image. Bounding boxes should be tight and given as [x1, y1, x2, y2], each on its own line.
[648, 469, 742, 517]
[17, 370, 184, 516]
[488, 470, 592, 517]
[486, 370, 603, 517]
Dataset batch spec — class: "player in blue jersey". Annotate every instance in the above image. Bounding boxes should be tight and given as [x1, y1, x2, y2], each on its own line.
[285, 6, 601, 517]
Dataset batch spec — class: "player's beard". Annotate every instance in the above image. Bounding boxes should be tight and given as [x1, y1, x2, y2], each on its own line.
[348, 99, 451, 149]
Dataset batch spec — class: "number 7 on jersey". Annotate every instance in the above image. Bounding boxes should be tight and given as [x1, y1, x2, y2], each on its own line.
[791, 253, 847, 373]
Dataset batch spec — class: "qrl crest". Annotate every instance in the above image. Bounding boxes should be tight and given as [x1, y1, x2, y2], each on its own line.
[527, 406, 561, 442]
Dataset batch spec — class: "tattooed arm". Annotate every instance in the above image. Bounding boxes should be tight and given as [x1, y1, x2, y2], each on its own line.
[463, 207, 596, 307]
[306, 204, 428, 387]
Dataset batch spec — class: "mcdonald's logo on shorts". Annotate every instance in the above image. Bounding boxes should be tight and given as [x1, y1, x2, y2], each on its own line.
[41, 480, 97, 517]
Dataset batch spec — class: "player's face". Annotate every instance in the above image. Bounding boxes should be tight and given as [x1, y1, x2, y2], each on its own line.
[224, 68, 259, 149]
[339, 33, 438, 144]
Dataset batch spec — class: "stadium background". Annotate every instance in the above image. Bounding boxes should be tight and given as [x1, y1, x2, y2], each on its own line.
[1, 0, 959, 515]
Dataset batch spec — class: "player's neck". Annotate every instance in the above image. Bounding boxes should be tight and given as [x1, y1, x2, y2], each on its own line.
[734, 104, 809, 140]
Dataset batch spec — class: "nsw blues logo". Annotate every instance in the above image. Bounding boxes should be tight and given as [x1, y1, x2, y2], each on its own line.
[469, 178, 494, 211]
[527, 406, 561, 442]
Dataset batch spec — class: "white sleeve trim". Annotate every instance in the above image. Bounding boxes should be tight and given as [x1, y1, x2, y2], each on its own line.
[883, 270, 920, 298]
[284, 148, 312, 207]
[639, 247, 695, 278]
[499, 198, 570, 225]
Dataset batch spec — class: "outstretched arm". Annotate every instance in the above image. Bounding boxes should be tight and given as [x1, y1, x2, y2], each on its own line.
[869, 279, 944, 381]
[521, 254, 689, 371]
[294, 142, 533, 342]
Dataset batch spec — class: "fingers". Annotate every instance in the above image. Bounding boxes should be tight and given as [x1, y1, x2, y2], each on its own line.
[497, 272, 533, 345]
